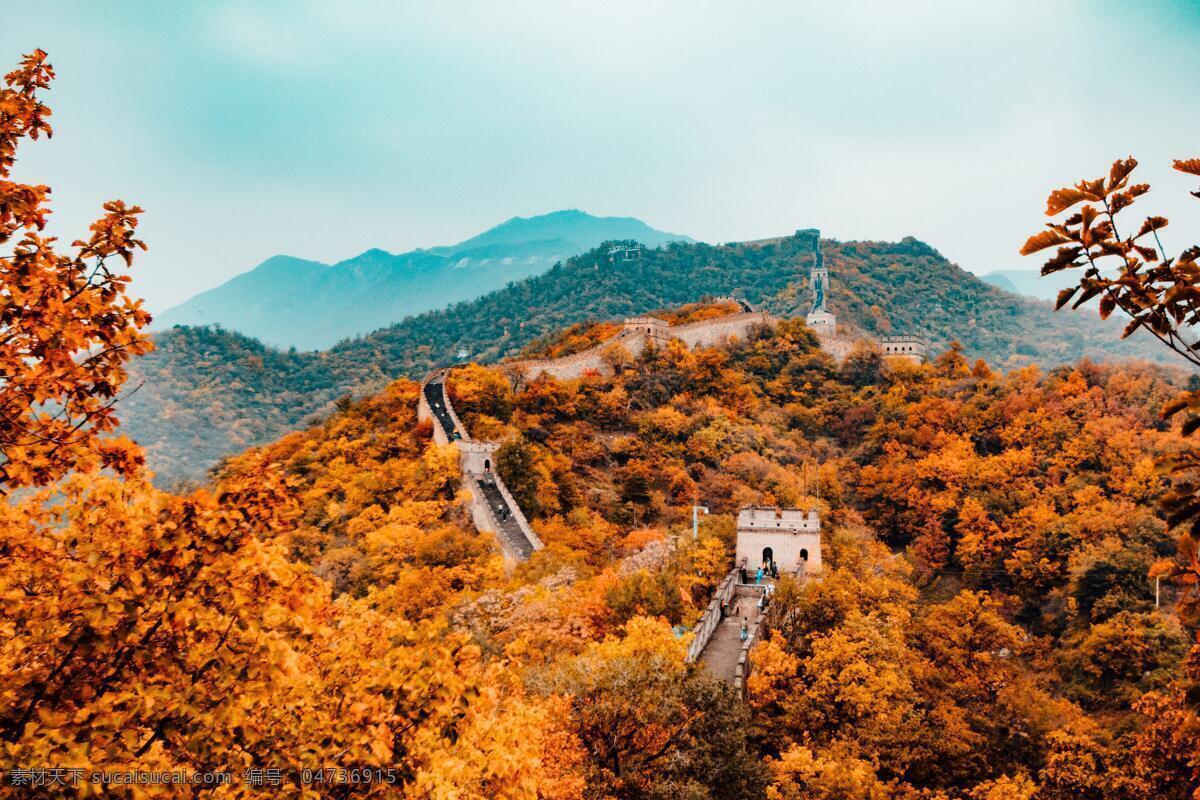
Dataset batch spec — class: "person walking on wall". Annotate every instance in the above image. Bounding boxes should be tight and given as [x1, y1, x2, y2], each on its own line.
[755, 565, 763, 585]
[740, 620, 749, 642]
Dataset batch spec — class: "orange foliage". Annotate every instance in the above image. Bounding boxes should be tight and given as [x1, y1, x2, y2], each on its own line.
[0, 50, 153, 489]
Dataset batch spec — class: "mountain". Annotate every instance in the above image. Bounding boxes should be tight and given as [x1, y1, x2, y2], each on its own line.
[980, 268, 1078, 302]
[425, 209, 691, 254]
[123, 232, 1172, 485]
[153, 210, 693, 350]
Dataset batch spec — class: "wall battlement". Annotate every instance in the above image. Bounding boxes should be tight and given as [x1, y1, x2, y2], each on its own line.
[737, 505, 820, 532]
[736, 505, 823, 576]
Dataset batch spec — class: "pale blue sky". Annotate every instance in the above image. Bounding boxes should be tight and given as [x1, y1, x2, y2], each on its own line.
[5, 1, 1200, 312]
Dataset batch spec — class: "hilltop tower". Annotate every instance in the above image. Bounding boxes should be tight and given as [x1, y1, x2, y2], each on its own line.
[735, 506, 822, 577]
[804, 231, 836, 336]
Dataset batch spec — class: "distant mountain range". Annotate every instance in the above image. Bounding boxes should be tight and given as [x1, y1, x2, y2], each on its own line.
[154, 210, 693, 350]
[122, 232, 1172, 485]
[980, 268, 1076, 302]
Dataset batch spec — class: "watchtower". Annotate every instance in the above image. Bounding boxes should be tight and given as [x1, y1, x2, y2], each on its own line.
[735, 506, 822, 577]
[622, 316, 670, 340]
[880, 336, 928, 364]
[607, 244, 643, 263]
[805, 233, 837, 336]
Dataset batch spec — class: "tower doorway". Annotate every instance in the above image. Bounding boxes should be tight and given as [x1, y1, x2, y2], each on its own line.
[800, 548, 809, 561]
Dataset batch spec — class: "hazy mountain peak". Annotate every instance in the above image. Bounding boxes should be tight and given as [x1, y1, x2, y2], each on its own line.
[439, 209, 694, 255]
[154, 210, 693, 350]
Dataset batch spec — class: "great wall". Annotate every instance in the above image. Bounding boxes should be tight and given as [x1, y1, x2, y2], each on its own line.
[417, 371, 543, 562]
[503, 297, 772, 382]
[417, 228, 928, 685]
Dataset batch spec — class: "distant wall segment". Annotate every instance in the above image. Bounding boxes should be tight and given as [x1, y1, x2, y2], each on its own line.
[505, 309, 777, 382]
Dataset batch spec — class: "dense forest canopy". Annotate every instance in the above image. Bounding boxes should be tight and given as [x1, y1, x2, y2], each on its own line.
[200, 314, 1199, 797]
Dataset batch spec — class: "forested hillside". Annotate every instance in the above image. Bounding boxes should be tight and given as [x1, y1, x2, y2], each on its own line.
[126, 233, 1168, 483]
[11, 36, 1200, 800]
[194, 316, 1196, 797]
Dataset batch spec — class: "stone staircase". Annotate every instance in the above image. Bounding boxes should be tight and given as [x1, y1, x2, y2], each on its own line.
[698, 591, 763, 692]
[418, 371, 542, 563]
[473, 475, 537, 560]
[687, 560, 790, 696]
[422, 379, 464, 442]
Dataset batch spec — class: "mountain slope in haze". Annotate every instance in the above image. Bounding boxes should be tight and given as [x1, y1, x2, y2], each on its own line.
[153, 210, 693, 350]
[981, 268, 1078, 302]
[124, 232, 1173, 484]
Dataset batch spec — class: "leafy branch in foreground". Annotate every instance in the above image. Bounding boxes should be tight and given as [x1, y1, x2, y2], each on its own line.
[1023, 156, 1200, 619]
[0, 49, 153, 490]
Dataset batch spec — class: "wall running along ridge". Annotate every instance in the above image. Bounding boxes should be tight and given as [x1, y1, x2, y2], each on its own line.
[504, 306, 777, 383]
[418, 370, 543, 563]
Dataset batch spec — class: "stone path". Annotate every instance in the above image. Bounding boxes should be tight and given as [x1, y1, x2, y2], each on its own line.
[423, 380, 460, 441]
[699, 594, 762, 685]
[473, 476, 536, 560]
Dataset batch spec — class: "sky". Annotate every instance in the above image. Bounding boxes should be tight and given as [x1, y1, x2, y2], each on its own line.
[4, 1, 1200, 313]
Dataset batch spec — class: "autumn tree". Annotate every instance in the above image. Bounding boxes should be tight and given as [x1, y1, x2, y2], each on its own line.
[1021, 157, 1200, 606]
[1023, 158, 1200, 792]
[0, 49, 573, 796]
[0, 50, 153, 490]
[538, 617, 768, 800]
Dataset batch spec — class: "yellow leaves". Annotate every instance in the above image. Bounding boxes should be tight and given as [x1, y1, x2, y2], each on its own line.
[591, 614, 687, 664]
[618, 526, 664, 553]
[636, 405, 694, 441]
[447, 362, 515, 423]
[363, 522, 424, 552]
[0, 125, 154, 486]
[967, 773, 1038, 800]
[767, 744, 891, 800]
[747, 637, 800, 712]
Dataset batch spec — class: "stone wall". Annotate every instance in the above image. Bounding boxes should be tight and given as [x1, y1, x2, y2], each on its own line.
[734, 584, 767, 698]
[418, 369, 470, 444]
[669, 311, 774, 350]
[418, 370, 542, 563]
[685, 568, 739, 663]
[505, 310, 776, 383]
